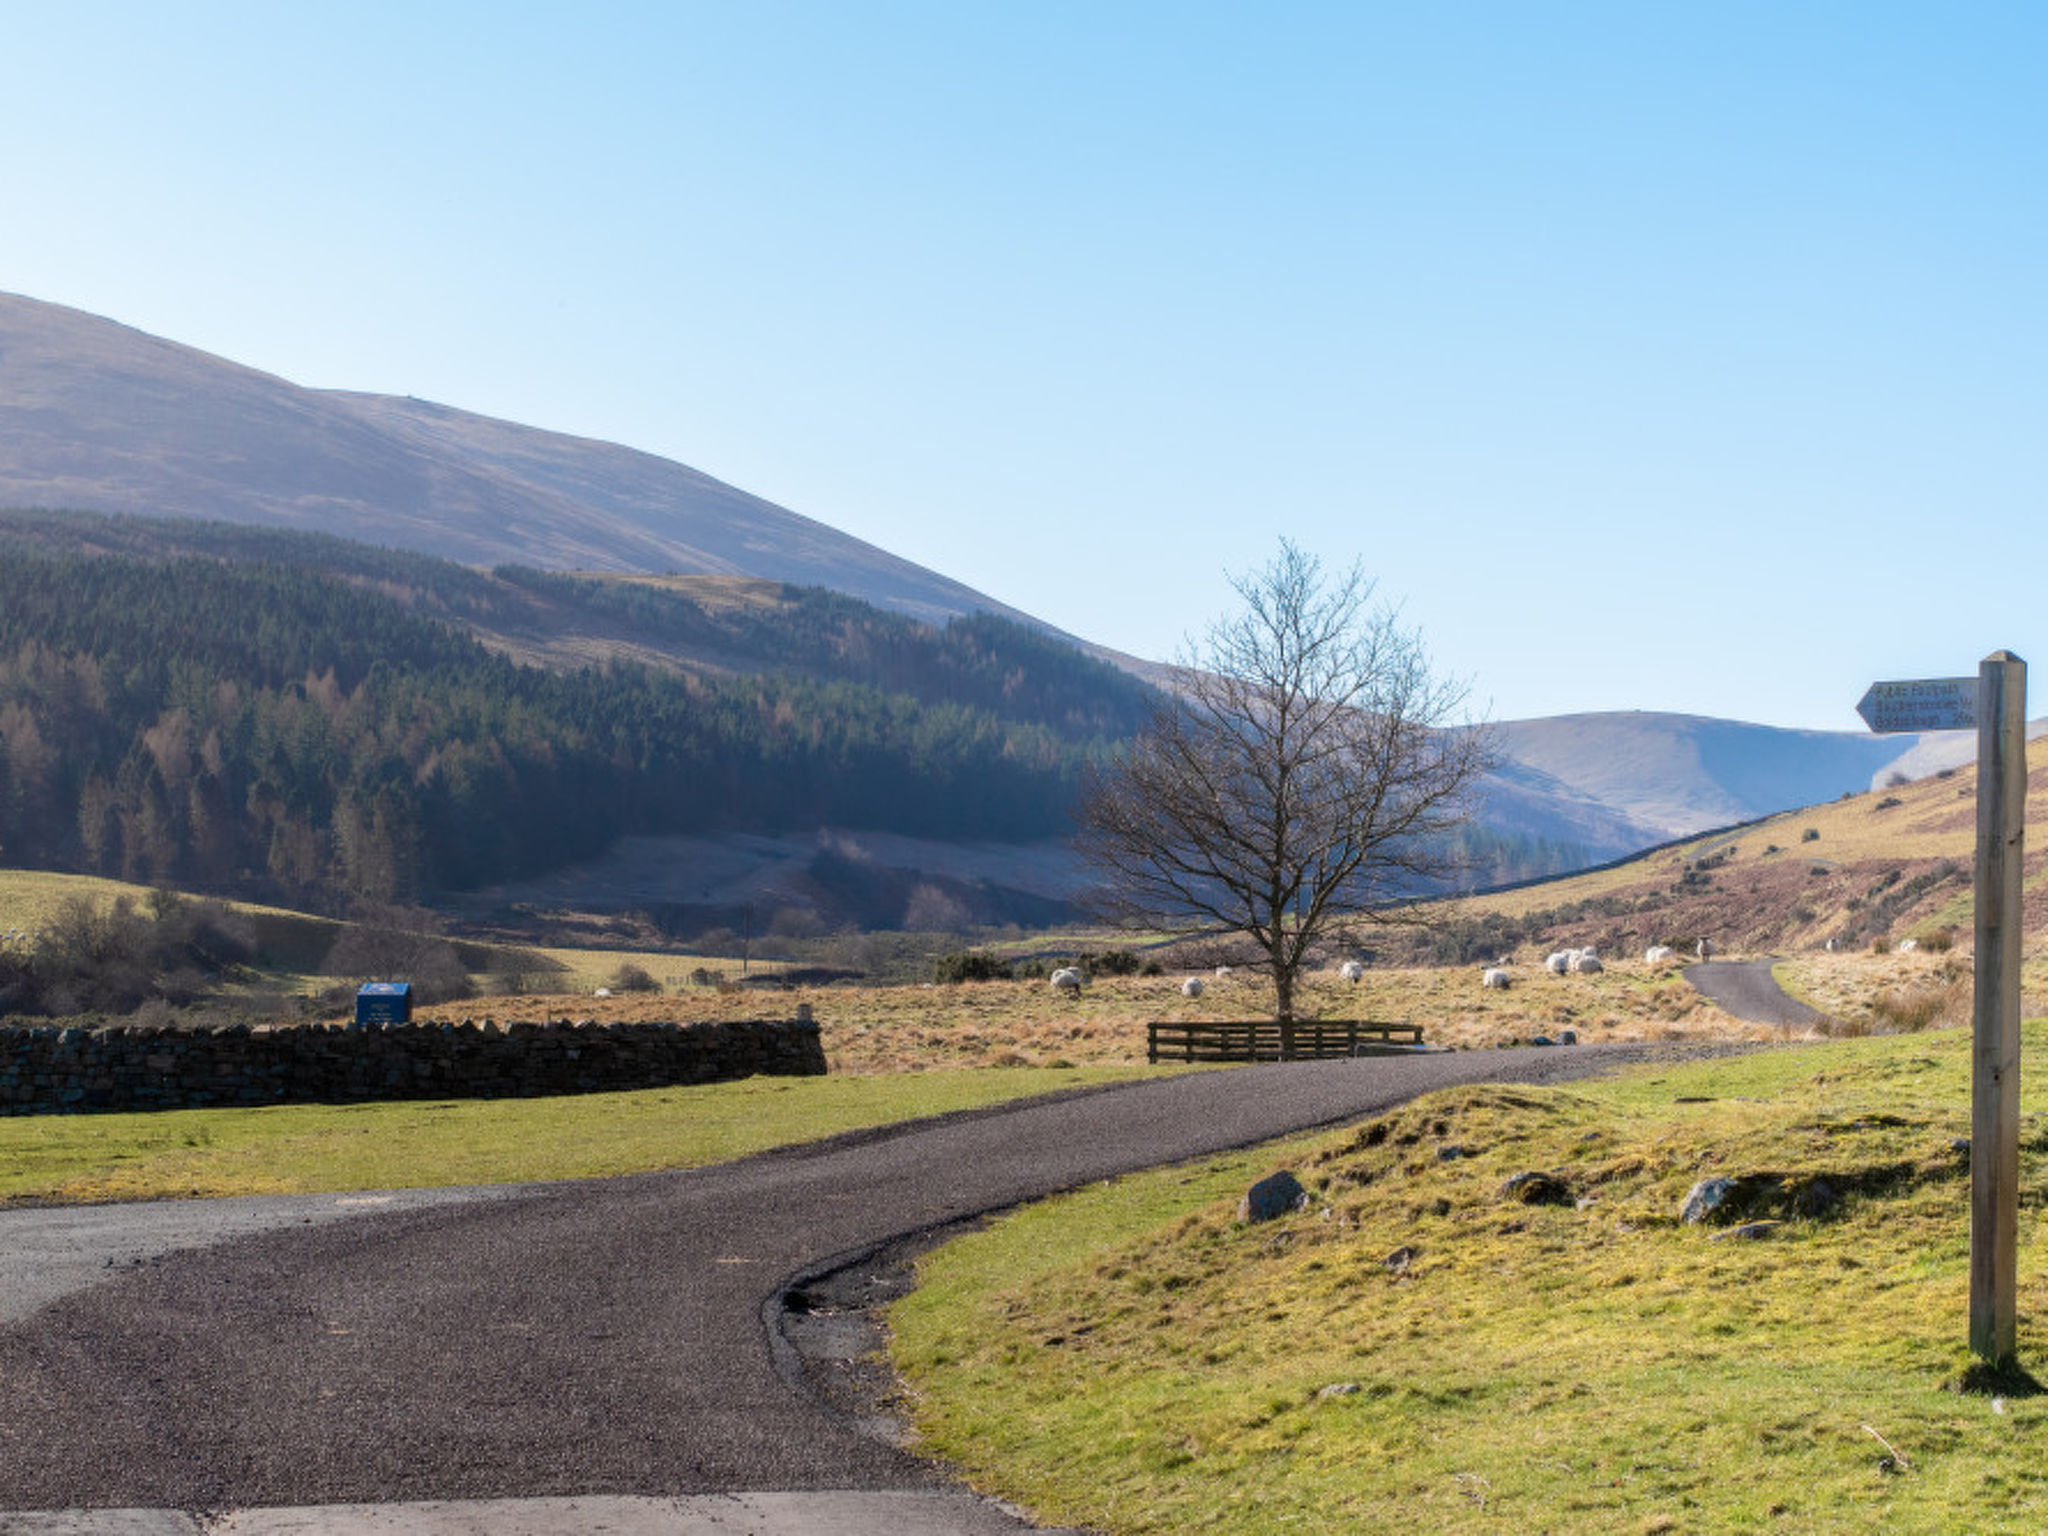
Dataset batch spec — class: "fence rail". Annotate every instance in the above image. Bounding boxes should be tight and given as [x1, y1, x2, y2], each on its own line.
[1146, 1019, 1424, 1064]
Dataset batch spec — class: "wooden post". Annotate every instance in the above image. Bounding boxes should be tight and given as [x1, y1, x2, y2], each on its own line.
[1971, 651, 2026, 1367]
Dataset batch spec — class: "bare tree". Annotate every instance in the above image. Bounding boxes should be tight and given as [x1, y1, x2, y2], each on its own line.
[1076, 541, 1491, 1025]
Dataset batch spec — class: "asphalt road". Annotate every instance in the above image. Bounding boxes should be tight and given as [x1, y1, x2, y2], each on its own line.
[1684, 958, 1826, 1030]
[0, 1044, 1756, 1521]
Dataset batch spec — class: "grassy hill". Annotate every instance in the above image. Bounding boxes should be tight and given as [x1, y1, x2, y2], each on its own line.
[1394, 740, 2048, 968]
[892, 1027, 2048, 1534]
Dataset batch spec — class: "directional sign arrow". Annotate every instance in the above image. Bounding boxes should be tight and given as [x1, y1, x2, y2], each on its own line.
[1856, 676, 1977, 734]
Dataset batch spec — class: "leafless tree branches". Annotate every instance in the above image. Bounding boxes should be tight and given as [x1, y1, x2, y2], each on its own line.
[1076, 541, 1492, 1021]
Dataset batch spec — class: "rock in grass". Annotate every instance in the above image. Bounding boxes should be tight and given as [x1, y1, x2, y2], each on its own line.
[1501, 1171, 1573, 1206]
[1239, 1170, 1309, 1223]
[1384, 1245, 1416, 1274]
[1710, 1221, 1785, 1242]
[1681, 1176, 1740, 1224]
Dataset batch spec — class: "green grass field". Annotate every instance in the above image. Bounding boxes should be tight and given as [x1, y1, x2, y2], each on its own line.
[892, 1023, 2048, 1534]
[0, 869, 168, 937]
[0, 1065, 1177, 1205]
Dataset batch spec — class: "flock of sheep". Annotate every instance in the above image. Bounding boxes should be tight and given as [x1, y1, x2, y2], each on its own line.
[1045, 940, 1717, 997]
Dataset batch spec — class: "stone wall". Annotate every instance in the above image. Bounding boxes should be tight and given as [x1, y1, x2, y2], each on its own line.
[0, 1010, 826, 1114]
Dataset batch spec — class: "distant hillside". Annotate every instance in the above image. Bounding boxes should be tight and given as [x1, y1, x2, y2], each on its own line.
[1492, 712, 1924, 841]
[1395, 740, 2048, 965]
[0, 291, 1042, 632]
[0, 513, 1134, 920]
[0, 509, 1160, 740]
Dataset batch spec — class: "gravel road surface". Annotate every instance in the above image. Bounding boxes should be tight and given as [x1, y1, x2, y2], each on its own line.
[0, 1043, 1761, 1526]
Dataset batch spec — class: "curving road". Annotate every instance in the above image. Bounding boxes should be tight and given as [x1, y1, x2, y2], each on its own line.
[0, 1043, 1760, 1529]
[1685, 958, 1827, 1030]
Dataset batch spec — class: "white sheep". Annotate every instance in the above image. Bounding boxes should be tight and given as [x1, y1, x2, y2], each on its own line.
[1214, 965, 1234, 979]
[1545, 950, 1575, 975]
[1050, 967, 1084, 995]
[1339, 959, 1365, 983]
[1697, 938, 1715, 960]
[1644, 945, 1674, 964]
[1897, 938, 1918, 955]
[1571, 954, 1605, 974]
[1481, 967, 1511, 990]
[1180, 976, 1205, 998]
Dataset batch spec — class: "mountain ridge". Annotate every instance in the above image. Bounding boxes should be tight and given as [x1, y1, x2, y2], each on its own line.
[0, 291, 1038, 630]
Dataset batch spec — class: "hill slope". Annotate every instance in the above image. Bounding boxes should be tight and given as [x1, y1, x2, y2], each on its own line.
[1416, 739, 2048, 964]
[1493, 712, 1925, 840]
[0, 515, 1142, 924]
[0, 292, 1029, 629]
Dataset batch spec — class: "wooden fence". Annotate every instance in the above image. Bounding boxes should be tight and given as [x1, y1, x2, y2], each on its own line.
[1146, 1019, 1424, 1064]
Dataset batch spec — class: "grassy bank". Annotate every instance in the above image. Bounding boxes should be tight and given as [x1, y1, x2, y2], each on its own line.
[0, 1064, 1175, 1205]
[893, 1023, 2048, 1534]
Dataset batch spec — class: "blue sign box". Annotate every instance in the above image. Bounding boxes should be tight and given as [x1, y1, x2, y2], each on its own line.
[354, 981, 414, 1028]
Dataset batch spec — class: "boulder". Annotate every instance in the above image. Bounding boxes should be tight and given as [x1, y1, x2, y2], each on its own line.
[1501, 1171, 1573, 1207]
[1681, 1176, 1741, 1225]
[1239, 1170, 1310, 1223]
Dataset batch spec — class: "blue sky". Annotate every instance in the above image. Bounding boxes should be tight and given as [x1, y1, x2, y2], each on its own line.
[4, 2, 2043, 730]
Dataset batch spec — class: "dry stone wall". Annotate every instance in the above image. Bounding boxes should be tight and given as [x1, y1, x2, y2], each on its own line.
[0, 1011, 826, 1114]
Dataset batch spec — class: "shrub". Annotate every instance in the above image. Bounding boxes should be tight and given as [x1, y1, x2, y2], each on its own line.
[1802, 828, 1821, 842]
[23, 893, 265, 1017]
[933, 950, 1013, 984]
[607, 962, 662, 993]
[1084, 949, 1145, 977]
[1869, 979, 1969, 1032]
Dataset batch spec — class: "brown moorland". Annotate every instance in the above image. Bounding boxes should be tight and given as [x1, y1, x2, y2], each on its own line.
[409, 959, 1777, 1074]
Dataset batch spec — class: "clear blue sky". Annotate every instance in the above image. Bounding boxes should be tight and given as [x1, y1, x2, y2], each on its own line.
[4, 2, 2043, 730]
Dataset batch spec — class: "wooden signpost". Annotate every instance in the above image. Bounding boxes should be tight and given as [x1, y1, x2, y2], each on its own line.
[1860, 652, 2026, 1367]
